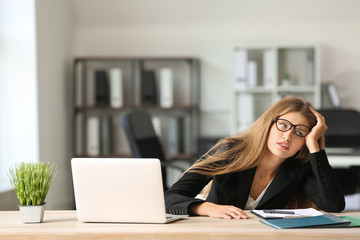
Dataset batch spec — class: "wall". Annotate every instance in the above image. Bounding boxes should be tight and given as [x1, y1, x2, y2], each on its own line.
[0, 0, 75, 211]
[72, 0, 360, 137]
[36, 0, 75, 209]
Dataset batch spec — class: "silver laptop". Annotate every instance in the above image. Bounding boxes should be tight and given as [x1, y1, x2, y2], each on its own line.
[71, 157, 187, 223]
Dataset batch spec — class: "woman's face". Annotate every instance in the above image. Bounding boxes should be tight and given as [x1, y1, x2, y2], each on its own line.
[266, 111, 310, 161]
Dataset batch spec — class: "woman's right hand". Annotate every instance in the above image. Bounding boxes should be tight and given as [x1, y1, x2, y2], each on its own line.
[189, 202, 249, 219]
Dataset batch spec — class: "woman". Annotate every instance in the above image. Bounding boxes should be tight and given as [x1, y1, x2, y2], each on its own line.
[165, 97, 345, 219]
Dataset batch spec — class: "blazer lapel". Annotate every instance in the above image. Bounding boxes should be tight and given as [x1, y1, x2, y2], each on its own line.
[256, 160, 296, 208]
[237, 167, 256, 208]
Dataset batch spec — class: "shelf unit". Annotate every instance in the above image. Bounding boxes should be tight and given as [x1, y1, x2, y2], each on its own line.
[73, 57, 200, 159]
[232, 44, 321, 134]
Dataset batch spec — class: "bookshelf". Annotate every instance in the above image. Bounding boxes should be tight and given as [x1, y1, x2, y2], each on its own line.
[232, 44, 321, 134]
[73, 57, 200, 159]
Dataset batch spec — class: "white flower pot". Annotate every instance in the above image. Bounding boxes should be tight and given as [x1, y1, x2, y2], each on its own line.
[18, 203, 46, 223]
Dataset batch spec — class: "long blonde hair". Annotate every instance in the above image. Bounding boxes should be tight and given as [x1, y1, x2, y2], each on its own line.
[190, 96, 324, 176]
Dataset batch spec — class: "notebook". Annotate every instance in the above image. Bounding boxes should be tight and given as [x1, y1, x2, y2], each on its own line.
[260, 214, 351, 229]
[71, 157, 188, 223]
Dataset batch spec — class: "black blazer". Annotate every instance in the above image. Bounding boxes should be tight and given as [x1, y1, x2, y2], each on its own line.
[165, 150, 345, 215]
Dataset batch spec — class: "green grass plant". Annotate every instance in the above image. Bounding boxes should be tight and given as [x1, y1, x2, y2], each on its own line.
[7, 162, 57, 206]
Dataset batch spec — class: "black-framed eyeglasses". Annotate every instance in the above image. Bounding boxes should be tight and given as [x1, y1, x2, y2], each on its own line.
[273, 118, 311, 137]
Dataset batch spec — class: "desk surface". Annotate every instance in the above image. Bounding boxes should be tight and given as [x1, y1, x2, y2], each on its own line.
[0, 211, 360, 240]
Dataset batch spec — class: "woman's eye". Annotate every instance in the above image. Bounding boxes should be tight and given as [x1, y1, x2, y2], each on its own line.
[295, 130, 305, 137]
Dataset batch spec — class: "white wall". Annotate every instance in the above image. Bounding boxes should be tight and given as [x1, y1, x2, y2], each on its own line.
[36, 0, 74, 209]
[72, 0, 360, 136]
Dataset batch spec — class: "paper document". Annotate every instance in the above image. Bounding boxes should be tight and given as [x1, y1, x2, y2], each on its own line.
[251, 208, 323, 219]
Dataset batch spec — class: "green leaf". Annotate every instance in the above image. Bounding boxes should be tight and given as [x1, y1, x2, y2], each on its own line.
[7, 162, 58, 206]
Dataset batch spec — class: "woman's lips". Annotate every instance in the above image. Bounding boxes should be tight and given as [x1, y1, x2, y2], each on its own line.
[277, 141, 289, 150]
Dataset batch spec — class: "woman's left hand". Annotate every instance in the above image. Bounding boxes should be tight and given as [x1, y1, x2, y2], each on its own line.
[305, 106, 327, 153]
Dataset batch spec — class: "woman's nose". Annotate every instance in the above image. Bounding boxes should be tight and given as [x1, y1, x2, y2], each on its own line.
[282, 128, 294, 141]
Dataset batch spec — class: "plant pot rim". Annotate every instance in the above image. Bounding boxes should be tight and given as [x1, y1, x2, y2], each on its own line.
[18, 202, 46, 207]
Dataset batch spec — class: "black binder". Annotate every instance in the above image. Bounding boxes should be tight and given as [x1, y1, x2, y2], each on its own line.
[141, 70, 157, 105]
[95, 70, 110, 106]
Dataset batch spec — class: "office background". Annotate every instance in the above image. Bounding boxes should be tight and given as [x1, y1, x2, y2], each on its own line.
[1, 0, 360, 210]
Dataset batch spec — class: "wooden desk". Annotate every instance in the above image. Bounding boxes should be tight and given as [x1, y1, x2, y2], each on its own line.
[0, 210, 359, 240]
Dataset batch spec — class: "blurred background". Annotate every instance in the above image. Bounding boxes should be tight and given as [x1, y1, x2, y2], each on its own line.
[1, 0, 360, 210]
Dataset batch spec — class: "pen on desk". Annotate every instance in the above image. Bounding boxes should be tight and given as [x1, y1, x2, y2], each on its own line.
[263, 210, 295, 214]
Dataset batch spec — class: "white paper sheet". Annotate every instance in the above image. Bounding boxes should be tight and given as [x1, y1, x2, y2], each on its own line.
[251, 208, 323, 219]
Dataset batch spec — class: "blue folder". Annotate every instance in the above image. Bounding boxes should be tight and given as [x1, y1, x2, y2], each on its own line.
[260, 214, 351, 229]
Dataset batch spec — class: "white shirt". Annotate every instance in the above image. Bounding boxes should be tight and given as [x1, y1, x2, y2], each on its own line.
[244, 179, 273, 210]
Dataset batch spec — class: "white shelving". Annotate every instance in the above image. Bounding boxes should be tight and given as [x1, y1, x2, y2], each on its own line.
[232, 44, 321, 135]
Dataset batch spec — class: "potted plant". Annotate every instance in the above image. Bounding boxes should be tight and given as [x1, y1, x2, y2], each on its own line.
[281, 72, 292, 86]
[7, 162, 57, 223]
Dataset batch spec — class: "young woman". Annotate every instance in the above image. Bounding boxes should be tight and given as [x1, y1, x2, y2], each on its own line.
[165, 97, 345, 219]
